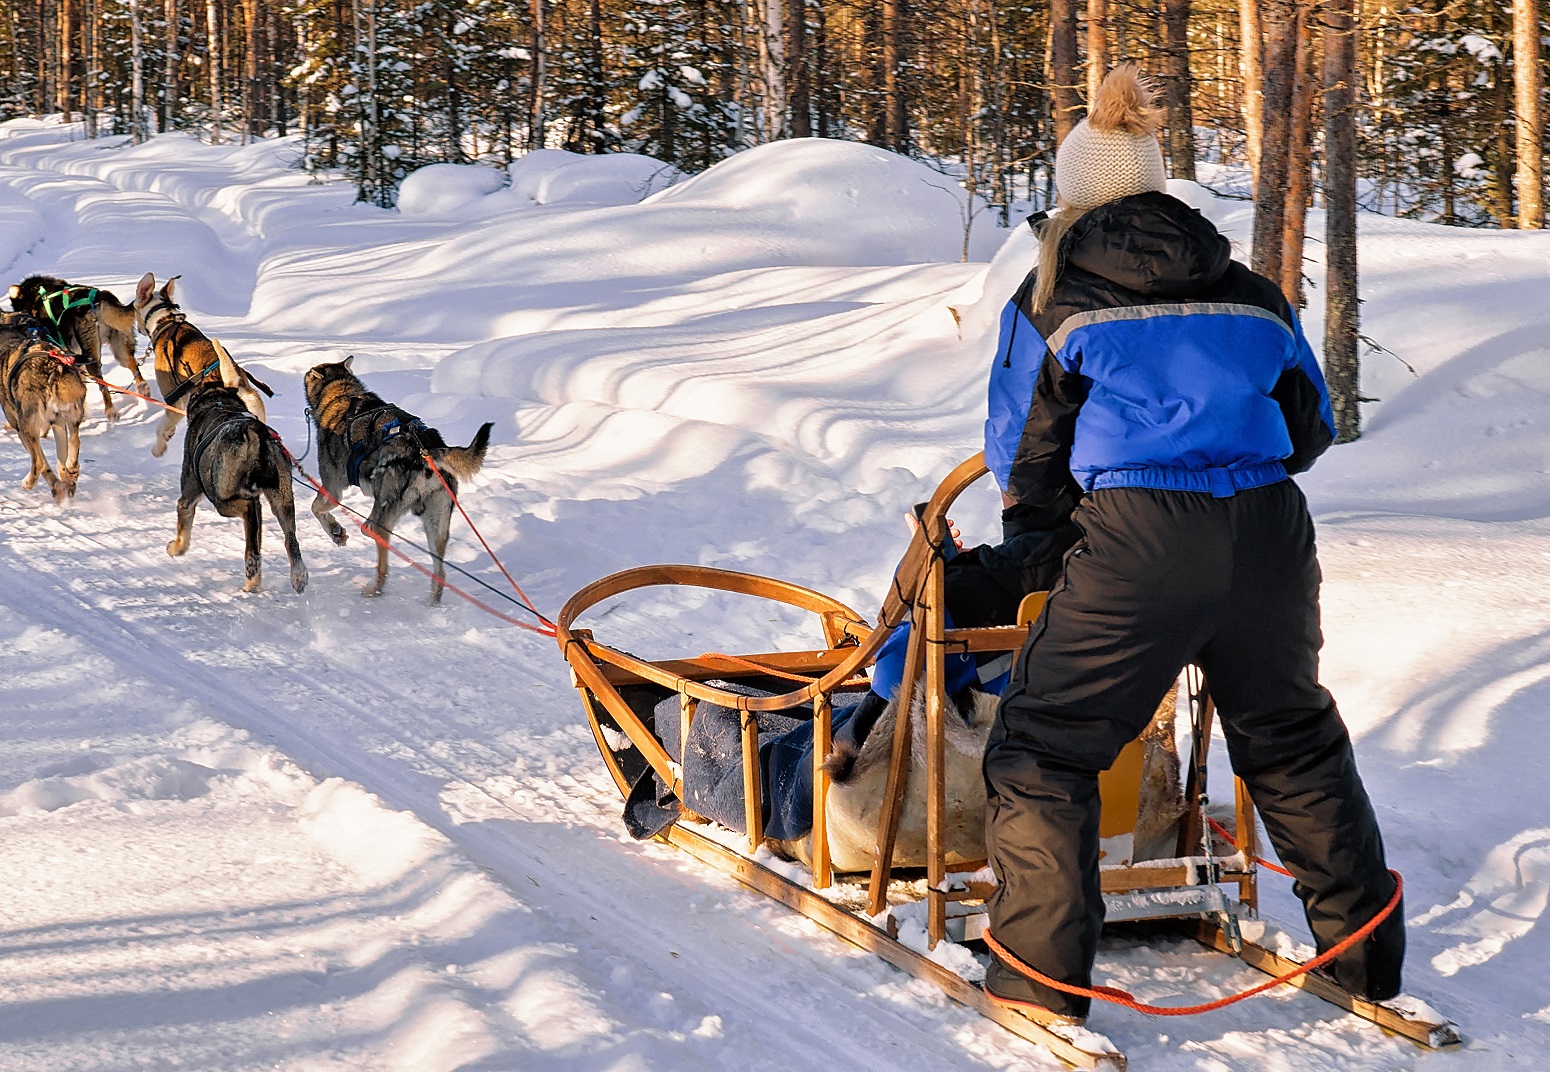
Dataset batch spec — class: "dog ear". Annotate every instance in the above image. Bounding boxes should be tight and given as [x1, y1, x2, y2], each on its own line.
[6, 285, 17, 300]
[161, 276, 178, 301]
[342, 355, 355, 370]
[135, 272, 155, 304]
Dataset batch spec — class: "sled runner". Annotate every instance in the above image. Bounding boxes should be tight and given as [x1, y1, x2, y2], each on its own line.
[557, 453, 1460, 1069]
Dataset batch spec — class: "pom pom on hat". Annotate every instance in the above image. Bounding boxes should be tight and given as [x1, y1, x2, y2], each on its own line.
[1055, 64, 1168, 209]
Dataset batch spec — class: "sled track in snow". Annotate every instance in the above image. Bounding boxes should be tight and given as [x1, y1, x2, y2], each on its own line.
[0, 504, 1067, 1069]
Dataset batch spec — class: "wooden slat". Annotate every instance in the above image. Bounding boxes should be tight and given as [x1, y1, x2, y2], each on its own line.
[598, 648, 863, 686]
[1190, 920, 1462, 1049]
[565, 633, 682, 796]
[923, 545, 949, 948]
[867, 600, 927, 916]
[666, 823, 1126, 1070]
[741, 711, 763, 853]
[679, 695, 697, 782]
[812, 692, 833, 889]
[1233, 776, 1259, 911]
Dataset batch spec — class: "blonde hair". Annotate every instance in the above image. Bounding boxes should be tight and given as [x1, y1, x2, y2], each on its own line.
[1029, 204, 1087, 316]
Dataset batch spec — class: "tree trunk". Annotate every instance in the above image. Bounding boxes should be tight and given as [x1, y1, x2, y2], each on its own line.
[1238, 0, 1263, 184]
[788, 0, 810, 136]
[1049, 0, 1079, 145]
[1492, 59, 1515, 226]
[82, 0, 96, 135]
[1250, 0, 1297, 286]
[162, 0, 177, 132]
[1087, 0, 1108, 103]
[882, 0, 904, 149]
[1161, 0, 1195, 178]
[814, 0, 830, 137]
[206, 0, 222, 142]
[529, 0, 546, 149]
[241, 0, 257, 141]
[58, 0, 70, 118]
[129, 0, 145, 141]
[1514, 0, 1544, 227]
[1279, 3, 1315, 305]
[1322, 0, 1359, 442]
[586, 0, 604, 150]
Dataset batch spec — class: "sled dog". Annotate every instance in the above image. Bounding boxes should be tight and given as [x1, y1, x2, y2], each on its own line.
[304, 356, 492, 602]
[169, 340, 306, 594]
[133, 272, 270, 457]
[0, 314, 87, 502]
[9, 274, 148, 420]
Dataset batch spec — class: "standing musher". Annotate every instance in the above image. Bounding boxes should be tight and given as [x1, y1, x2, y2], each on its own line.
[980, 65, 1404, 1024]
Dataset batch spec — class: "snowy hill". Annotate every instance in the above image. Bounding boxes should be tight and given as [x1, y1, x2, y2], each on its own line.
[1, 118, 1547, 1070]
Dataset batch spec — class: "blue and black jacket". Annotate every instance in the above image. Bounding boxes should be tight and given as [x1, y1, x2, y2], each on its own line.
[985, 191, 1335, 529]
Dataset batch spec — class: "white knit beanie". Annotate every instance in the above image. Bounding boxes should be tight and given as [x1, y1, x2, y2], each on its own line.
[1054, 65, 1167, 209]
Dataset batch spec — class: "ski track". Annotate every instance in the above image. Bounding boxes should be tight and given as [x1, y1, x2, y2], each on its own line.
[4, 124, 1548, 1069]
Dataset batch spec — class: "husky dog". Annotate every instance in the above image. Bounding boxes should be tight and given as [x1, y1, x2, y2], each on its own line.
[304, 356, 492, 602]
[169, 340, 307, 594]
[133, 272, 270, 458]
[8, 274, 148, 421]
[0, 314, 87, 502]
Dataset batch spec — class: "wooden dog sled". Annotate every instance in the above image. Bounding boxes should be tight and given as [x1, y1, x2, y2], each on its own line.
[557, 454, 1460, 1069]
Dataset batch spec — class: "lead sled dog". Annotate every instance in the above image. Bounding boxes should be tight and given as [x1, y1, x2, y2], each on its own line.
[0, 314, 87, 502]
[304, 356, 492, 602]
[9, 274, 148, 420]
[169, 340, 306, 594]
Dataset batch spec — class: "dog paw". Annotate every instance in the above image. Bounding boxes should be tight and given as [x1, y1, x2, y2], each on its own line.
[166, 540, 183, 557]
[361, 585, 382, 598]
[150, 439, 168, 458]
[20, 474, 37, 490]
[50, 484, 67, 504]
[330, 528, 348, 547]
[242, 577, 262, 593]
[291, 569, 308, 594]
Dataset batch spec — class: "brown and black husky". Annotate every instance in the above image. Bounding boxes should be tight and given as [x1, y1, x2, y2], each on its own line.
[133, 272, 268, 457]
[169, 341, 306, 594]
[0, 314, 86, 502]
[8, 274, 148, 420]
[304, 356, 491, 602]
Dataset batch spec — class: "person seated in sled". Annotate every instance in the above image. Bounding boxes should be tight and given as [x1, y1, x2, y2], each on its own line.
[980, 65, 1405, 1023]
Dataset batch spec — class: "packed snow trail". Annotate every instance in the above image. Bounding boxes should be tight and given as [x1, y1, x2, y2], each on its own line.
[1, 119, 1548, 1070]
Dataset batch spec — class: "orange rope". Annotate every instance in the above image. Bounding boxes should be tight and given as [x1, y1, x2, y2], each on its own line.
[418, 448, 555, 632]
[83, 373, 186, 416]
[285, 451, 556, 638]
[1207, 814, 1295, 878]
[983, 869, 1403, 1017]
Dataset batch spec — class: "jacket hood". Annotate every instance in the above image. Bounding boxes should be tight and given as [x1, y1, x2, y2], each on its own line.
[1062, 191, 1232, 298]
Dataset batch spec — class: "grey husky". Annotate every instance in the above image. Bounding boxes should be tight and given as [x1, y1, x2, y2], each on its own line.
[303, 356, 491, 602]
[169, 341, 307, 594]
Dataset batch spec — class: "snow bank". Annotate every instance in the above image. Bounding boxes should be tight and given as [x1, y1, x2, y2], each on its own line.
[397, 163, 508, 215]
[508, 148, 685, 207]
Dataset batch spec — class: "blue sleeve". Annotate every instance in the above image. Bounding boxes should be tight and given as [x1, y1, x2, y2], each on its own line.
[983, 298, 1046, 493]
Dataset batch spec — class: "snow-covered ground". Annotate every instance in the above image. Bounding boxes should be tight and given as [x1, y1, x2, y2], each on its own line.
[1, 116, 1547, 1070]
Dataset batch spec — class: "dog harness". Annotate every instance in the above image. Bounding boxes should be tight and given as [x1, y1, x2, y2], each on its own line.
[4, 338, 77, 403]
[38, 286, 99, 326]
[345, 411, 429, 488]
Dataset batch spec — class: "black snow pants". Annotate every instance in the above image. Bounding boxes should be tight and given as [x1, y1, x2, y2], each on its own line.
[983, 480, 1404, 1019]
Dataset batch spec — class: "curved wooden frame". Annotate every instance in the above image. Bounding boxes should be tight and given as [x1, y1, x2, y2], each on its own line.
[556, 452, 1460, 1065]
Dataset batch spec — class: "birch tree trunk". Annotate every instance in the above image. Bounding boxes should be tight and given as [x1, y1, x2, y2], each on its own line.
[1238, 0, 1263, 184]
[161, 0, 177, 131]
[1279, 2, 1316, 305]
[1323, 0, 1360, 442]
[1162, 0, 1195, 178]
[1250, 0, 1297, 286]
[1087, 0, 1108, 103]
[529, 0, 546, 149]
[206, 0, 223, 142]
[1514, 0, 1543, 227]
[129, 0, 145, 142]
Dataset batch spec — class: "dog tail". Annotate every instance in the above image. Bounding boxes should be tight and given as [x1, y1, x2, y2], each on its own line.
[94, 289, 138, 357]
[435, 421, 493, 481]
